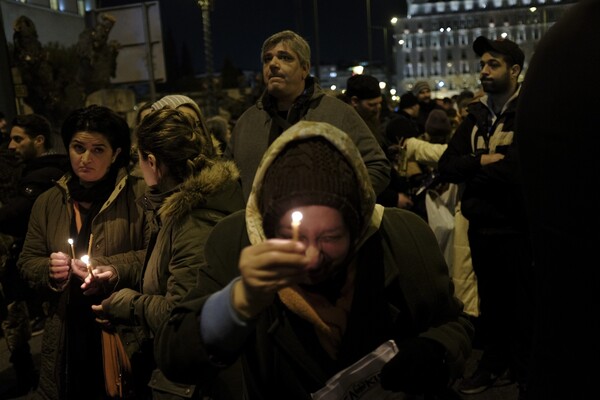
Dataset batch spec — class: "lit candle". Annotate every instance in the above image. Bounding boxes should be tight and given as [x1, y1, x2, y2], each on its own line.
[80, 255, 94, 278]
[87, 234, 94, 259]
[291, 211, 303, 242]
[67, 238, 76, 260]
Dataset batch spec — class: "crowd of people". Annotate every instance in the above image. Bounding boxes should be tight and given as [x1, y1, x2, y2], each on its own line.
[1, 2, 597, 398]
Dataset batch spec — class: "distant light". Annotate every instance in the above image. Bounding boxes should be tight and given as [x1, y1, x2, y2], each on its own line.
[329, 71, 337, 78]
[438, 81, 445, 88]
[352, 65, 364, 75]
[390, 88, 397, 95]
[330, 85, 337, 91]
[398, 39, 405, 45]
[446, 27, 452, 32]
[379, 82, 386, 90]
[439, 28, 444, 33]
[391, 17, 398, 25]
[529, 7, 537, 12]
[501, 32, 508, 38]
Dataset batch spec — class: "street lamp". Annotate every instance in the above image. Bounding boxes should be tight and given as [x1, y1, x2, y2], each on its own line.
[196, 0, 216, 115]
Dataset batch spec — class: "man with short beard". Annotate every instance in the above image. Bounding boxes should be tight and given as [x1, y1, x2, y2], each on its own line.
[1, 114, 68, 395]
[438, 37, 532, 400]
[227, 30, 390, 202]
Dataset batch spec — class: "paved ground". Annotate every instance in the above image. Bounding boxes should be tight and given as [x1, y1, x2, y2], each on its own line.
[0, 331, 518, 400]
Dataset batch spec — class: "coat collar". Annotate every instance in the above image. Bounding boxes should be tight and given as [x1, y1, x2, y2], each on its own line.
[158, 159, 240, 220]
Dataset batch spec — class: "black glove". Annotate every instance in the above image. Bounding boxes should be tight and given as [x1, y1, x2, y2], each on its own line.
[380, 337, 448, 395]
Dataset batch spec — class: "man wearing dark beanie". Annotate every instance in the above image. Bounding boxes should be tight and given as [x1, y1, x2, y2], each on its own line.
[155, 120, 473, 399]
[344, 74, 383, 135]
[344, 74, 415, 211]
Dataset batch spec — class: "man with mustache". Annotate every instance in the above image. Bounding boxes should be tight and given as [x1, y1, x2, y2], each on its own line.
[438, 37, 532, 400]
[227, 30, 390, 202]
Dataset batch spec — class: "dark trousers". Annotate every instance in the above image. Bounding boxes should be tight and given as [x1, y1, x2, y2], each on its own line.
[467, 227, 534, 385]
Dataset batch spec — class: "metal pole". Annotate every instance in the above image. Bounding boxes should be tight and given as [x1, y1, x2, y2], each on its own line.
[366, 0, 372, 65]
[383, 27, 390, 83]
[198, 0, 215, 115]
[312, 0, 320, 82]
[0, 5, 17, 121]
[142, 2, 157, 102]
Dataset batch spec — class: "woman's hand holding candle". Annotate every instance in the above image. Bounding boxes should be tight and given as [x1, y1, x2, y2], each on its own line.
[81, 265, 118, 296]
[48, 252, 71, 283]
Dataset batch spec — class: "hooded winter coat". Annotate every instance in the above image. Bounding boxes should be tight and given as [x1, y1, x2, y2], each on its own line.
[99, 159, 244, 399]
[155, 121, 473, 399]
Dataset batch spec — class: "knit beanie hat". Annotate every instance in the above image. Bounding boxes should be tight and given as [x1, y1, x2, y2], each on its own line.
[151, 94, 215, 158]
[425, 109, 452, 141]
[345, 74, 381, 100]
[260, 137, 361, 239]
[412, 81, 431, 95]
[398, 92, 419, 110]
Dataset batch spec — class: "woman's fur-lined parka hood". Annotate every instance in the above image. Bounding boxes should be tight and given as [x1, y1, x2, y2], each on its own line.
[159, 159, 242, 220]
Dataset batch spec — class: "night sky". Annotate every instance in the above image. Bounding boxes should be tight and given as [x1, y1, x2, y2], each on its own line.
[97, 0, 408, 73]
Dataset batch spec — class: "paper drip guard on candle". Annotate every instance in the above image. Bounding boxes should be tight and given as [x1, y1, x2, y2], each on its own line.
[291, 211, 303, 242]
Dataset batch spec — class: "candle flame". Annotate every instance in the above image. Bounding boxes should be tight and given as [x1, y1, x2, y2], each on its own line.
[68, 238, 74, 245]
[291, 211, 303, 225]
[80, 255, 90, 265]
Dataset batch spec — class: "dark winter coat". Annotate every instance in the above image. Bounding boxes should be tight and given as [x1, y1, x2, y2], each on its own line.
[101, 159, 244, 399]
[227, 77, 390, 201]
[438, 88, 528, 231]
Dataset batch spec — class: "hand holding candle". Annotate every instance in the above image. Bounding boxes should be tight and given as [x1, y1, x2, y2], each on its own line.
[291, 211, 303, 242]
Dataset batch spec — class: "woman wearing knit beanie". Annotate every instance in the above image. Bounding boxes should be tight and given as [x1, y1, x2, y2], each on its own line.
[155, 121, 473, 399]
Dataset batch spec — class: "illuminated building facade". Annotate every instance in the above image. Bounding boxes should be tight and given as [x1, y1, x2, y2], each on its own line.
[393, 0, 578, 96]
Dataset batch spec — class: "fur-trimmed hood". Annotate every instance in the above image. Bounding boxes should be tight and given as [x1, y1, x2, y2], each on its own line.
[159, 159, 243, 221]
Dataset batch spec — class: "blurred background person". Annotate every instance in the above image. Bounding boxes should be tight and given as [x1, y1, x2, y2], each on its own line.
[0, 111, 9, 148]
[206, 115, 232, 155]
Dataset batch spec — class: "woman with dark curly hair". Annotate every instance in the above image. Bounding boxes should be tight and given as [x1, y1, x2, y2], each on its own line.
[18, 105, 149, 399]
